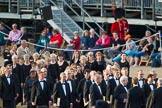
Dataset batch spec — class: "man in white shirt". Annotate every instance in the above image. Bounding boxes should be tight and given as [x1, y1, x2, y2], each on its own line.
[53, 72, 73, 108]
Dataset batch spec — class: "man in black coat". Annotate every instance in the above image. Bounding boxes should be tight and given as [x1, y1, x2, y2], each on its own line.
[76, 69, 90, 108]
[31, 69, 51, 108]
[137, 70, 146, 88]
[106, 68, 120, 108]
[146, 78, 162, 108]
[83, 70, 96, 106]
[90, 74, 104, 108]
[0, 64, 19, 108]
[100, 69, 109, 98]
[53, 72, 73, 108]
[143, 74, 156, 104]
[121, 67, 132, 89]
[42, 68, 54, 96]
[113, 76, 128, 108]
[65, 68, 77, 107]
[126, 77, 145, 108]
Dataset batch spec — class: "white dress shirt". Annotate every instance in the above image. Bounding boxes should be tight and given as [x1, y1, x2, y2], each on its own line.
[97, 84, 102, 95]
[6, 76, 11, 85]
[62, 83, 67, 96]
[138, 78, 144, 88]
[39, 80, 44, 90]
[114, 77, 119, 86]
[67, 80, 72, 93]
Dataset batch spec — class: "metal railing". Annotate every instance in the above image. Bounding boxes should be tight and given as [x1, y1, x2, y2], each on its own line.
[0, 0, 162, 18]
[48, 0, 83, 34]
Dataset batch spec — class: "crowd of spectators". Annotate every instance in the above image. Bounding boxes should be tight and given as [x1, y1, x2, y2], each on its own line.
[0, 20, 161, 108]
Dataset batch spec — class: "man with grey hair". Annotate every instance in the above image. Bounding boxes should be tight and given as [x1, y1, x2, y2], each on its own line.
[90, 74, 103, 108]
[88, 29, 98, 50]
[146, 78, 162, 108]
[150, 69, 158, 84]
[17, 40, 31, 64]
[114, 76, 128, 108]
[83, 70, 96, 107]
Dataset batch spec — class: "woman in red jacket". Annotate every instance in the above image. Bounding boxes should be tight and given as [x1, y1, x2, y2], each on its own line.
[70, 31, 81, 50]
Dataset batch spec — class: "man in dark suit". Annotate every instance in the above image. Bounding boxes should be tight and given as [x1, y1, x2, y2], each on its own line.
[113, 76, 128, 108]
[31, 69, 51, 108]
[121, 67, 132, 89]
[83, 70, 96, 106]
[150, 69, 158, 84]
[0, 64, 19, 108]
[143, 74, 156, 104]
[101, 69, 109, 97]
[90, 74, 104, 108]
[53, 72, 73, 108]
[137, 70, 146, 88]
[146, 78, 162, 108]
[96, 100, 110, 108]
[126, 77, 145, 108]
[106, 68, 120, 108]
[42, 68, 54, 96]
[65, 68, 77, 107]
[76, 69, 90, 108]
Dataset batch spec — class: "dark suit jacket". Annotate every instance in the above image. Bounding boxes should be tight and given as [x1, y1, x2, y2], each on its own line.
[126, 77, 132, 89]
[143, 83, 156, 102]
[0, 74, 18, 101]
[106, 78, 119, 102]
[53, 82, 72, 107]
[45, 76, 54, 95]
[113, 84, 127, 108]
[90, 83, 103, 106]
[66, 79, 76, 103]
[76, 78, 86, 101]
[31, 80, 51, 106]
[83, 80, 93, 102]
[147, 87, 162, 108]
[101, 79, 108, 96]
[126, 86, 145, 108]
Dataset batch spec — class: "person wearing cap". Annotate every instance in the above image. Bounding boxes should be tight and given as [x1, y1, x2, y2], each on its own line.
[70, 31, 81, 50]
[146, 78, 162, 108]
[31, 69, 52, 108]
[49, 29, 63, 48]
[24, 68, 37, 108]
[111, 14, 124, 41]
[143, 74, 156, 104]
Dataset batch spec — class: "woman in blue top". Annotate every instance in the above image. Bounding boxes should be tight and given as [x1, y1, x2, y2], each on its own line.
[35, 30, 49, 52]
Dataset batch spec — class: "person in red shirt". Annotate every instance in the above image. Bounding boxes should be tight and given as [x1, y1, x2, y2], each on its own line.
[49, 29, 63, 48]
[111, 8, 127, 42]
[70, 31, 81, 50]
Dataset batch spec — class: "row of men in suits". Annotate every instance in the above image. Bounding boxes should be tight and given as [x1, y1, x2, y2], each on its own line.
[0, 63, 161, 108]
